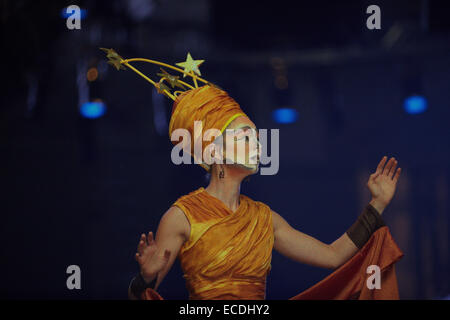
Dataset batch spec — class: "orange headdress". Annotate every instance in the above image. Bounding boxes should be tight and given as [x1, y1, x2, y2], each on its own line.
[169, 85, 247, 171]
[100, 48, 248, 171]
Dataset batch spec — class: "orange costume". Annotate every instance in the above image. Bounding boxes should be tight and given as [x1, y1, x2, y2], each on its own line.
[142, 186, 403, 300]
[100, 48, 404, 300]
[174, 187, 273, 299]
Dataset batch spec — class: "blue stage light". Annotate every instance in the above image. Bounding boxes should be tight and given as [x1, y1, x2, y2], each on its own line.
[404, 95, 427, 114]
[61, 7, 87, 19]
[80, 101, 106, 119]
[272, 108, 299, 124]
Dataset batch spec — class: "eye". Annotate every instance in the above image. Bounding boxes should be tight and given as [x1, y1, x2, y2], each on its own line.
[235, 130, 247, 140]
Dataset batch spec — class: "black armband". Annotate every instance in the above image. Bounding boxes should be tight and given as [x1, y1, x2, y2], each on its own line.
[346, 203, 386, 249]
[130, 273, 157, 298]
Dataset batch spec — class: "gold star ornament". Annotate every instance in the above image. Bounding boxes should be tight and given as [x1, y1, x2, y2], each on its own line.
[99, 47, 215, 100]
[157, 68, 186, 89]
[100, 48, 126, 70]
[155, 82, 171, 96]
[176, 53, 204, 78]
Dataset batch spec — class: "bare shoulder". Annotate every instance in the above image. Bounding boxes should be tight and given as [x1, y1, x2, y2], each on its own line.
[159, 205, 191, 242]
[271, 209, 291, 234]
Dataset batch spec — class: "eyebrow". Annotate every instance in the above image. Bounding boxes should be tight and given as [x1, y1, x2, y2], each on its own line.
[235, 124, 255, 130]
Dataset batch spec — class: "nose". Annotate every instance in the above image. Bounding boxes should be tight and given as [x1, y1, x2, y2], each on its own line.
[249, 137, 261, 159]
[256, 138, 262, 154]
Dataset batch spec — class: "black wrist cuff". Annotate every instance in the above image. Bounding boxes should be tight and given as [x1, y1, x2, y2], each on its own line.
[346, 203, 386, 249]
[130, 273, 157, 298]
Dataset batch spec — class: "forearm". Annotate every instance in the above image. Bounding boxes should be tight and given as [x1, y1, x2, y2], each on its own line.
[329, 233, 358, 269]
[330, 201, 386, 268]
[273, 202, 385, 270]
[369, 198, 386, 215]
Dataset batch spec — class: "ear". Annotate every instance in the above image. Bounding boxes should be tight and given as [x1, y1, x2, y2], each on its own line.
[212, 136, 225, 163]
[216, 144, 226, 164]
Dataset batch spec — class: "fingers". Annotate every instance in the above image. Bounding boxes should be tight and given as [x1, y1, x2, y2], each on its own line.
[382, 157, 395, 176]
[376, 156, 387, 174]
[393, 167, 401, 183]
[388, 159, 398, 179]
[148, 231, 154, 246]
[372, 156, 402, 182]
[135, 231, 156, 264]
[376, 155, 402, 181]
[142, 233, 148, 246]
[135, 252, 143, 264]
[137, 234, 147, 255]
[370, 171, 380, 181]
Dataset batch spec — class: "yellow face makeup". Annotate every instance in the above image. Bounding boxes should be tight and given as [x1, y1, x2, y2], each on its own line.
[221, 117, 261, 171]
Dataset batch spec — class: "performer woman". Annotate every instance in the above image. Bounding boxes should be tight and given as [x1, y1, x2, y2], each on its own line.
[98, 48, 402, 300]
[128, 85, 401, 300]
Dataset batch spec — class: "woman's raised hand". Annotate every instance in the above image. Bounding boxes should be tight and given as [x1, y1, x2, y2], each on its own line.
[367, 156, 402, 214]
[135, 231, 171, 283]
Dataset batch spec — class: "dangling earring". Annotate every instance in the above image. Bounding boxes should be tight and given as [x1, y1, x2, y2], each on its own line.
[219, 166, 225, 179]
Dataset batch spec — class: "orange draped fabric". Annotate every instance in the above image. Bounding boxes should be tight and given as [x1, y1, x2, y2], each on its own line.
[290, 226, 403, 300]
[141, 188, 403, 300]
[169, 85, 248, 171]
[144, 187, 274, 300]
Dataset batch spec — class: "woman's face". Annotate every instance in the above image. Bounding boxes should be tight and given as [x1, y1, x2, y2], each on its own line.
[218, 116, 261, 172]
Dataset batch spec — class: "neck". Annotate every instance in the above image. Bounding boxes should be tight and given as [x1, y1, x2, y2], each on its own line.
[205, 166, 245, 212]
